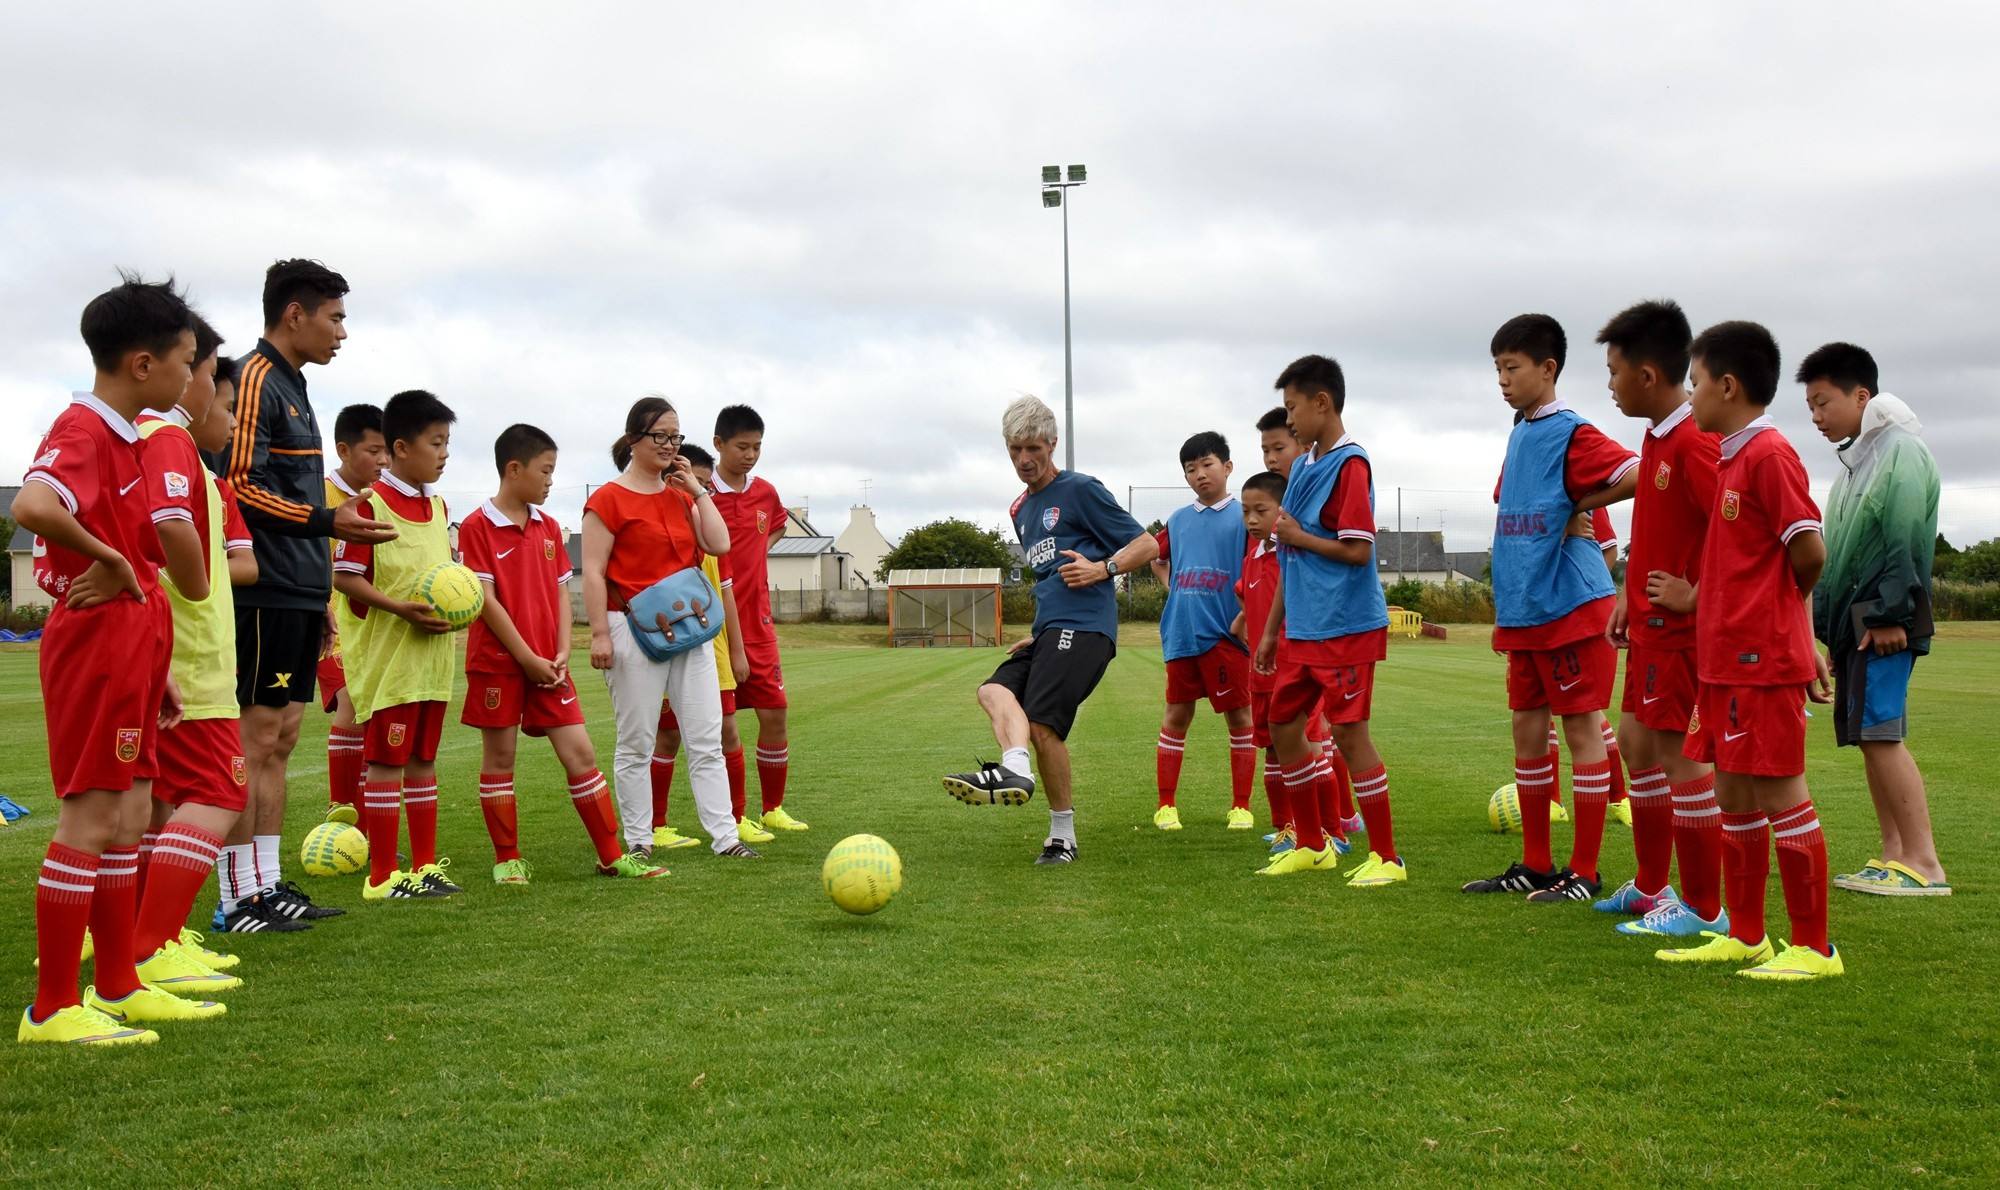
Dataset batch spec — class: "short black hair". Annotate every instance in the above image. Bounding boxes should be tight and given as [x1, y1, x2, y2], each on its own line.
[381, 389, 456, 449]
[1273, 354, 1346, 413]
[1595, 299, 1691, 385]
[80, 272, 195, 371]
[714, 404, 764, 441]
[494, 423, 558, 475]
[679, 443, 715, 470]
[333, 403, 383, 447]
[193, 315, 226, 367]
[1255, 406, 1290, 434]
[1179, 431, 1229, 465]
[1242, 471, 1287, 501]
[1691, 320, 1782, 407]
[261, 259, 349, 330]
[213, 354, 240, 391]
[1795, 341, 1878, 395]
[1491, 314, 1567, 378]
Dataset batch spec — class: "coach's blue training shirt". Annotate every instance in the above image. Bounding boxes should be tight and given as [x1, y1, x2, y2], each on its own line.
[1011, 471, 1146, 641]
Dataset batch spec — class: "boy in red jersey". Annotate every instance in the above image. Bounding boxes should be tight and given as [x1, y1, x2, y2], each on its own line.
[1464, 314, 1638, 905]
[1231, 470, 1316, 856]
[709, 404, 807, 832]
[1591, 300, 1728, 938]
[15, 276, 199, 1046]
[1654, 322, 1840, 980]
[460, 424, 646, 883]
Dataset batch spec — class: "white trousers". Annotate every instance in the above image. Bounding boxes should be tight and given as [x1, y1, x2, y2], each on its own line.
[603, 615, 738, 853]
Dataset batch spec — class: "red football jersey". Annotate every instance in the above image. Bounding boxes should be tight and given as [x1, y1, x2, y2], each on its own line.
[710, 473, 784, 646]
[1236, 540, 1280, 693]
[1626, 404, 1720, 651]
[25, 394, 164, 602]
[459, 501, 573, 673]
[136, 412, 205, 551]
[1696, 419, 1821, 686]
[218, 479, 253, 553]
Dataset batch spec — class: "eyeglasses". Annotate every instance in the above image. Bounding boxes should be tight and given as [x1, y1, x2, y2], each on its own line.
[642, 431, 686, 449]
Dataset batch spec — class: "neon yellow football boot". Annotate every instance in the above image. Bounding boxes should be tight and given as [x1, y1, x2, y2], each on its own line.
[17, 1003, 157, 1046]
[325, 802, 360, 827]
[1225, 807, 1255, 831]
[1656, 932, 1775, 965]
[137, 940, 242, 994]
[1549, 801, 1570, 824]
[1739, 941, 1845, 982]
[737, 817, 776, 845]
[177, 929, 238, 971]
[1255, 845, 1333, 876]
[650, 826, 701, 850]
[88, 984, 226, 1023]
[761, 807, 810, 832]
[1608, 799, 1633, 827]
[1154, 805, 1183, 832]
[1347, 852, 1408, 888]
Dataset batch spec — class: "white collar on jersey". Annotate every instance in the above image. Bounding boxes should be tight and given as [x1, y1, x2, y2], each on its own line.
[1298, 433, 1353, 465]
[1189, 494, 1239, 513]
[377, 469, 435, 498]
[710, 470, 748, 494]
[70, 391, 139, 442]
[478, 498, 544, 528]
[1649, 402, 1694, 438]
[1523, 397, 1569, 421]
[1718, 414, 1777, 460]
[327, 471, 359, 497]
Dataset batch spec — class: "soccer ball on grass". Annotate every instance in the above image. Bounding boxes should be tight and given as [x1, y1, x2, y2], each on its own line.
[822, 834, 903, 915]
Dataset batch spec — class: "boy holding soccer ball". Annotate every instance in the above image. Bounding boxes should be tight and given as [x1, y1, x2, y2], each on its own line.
[459, 424, 642, 883]
[332, 390, 462, 900]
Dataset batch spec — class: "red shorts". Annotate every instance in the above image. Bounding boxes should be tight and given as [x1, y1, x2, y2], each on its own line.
[1165, 643, 1251, 713]
[462, 669, 585, 736]
[1505, 635, 1616, 715]
[42, 597, 170, 797]
[659, 689, 736, 734]
[1620, 644, 1699, 734]
[318, 653, 346, 713]
[364, 700, 447, 766]
[1271, 660, 1374, 727]
[1250, 689, 1330, 748]
[734, 643, 788, 710]
[1683, 682, 1808, 778]
[153, 716, 248, 812]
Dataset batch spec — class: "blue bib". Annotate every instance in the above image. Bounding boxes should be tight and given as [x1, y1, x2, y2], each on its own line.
[1279, 444, 1391, 641]
[1492, 410, 1615, 628]
[1159, 499, 1247, 661]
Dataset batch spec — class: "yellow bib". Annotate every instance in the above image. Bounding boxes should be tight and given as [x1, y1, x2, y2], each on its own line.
[344, 491, 455, 723]
[324, 476, 358, 660]
[138, 419, 236, 721]
[703, 554, 735, 692]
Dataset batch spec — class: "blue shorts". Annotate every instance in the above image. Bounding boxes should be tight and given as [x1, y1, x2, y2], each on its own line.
[1834, 647, 1914, 747]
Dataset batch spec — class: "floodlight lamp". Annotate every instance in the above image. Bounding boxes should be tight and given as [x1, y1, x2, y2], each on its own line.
[1042, 165, 1061, 184]
[1042, 189, 1062, 208]
[1067, 164, 1087, 182]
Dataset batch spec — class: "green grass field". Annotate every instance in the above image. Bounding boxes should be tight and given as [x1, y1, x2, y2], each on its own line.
[1, 623, 1996, 1186]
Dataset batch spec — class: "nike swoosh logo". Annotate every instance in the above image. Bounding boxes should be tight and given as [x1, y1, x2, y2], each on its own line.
[1215, 688, 1232, 697]
[1641, 695, 1661, 705]
[561, 696, 576, 705]
[119, 478, 141, 495]
[1723, 730, 1749, 743]
[1558, 678, 1582, 691]
[1344, 689, 1363, 701]
[497, 548, 516, 559]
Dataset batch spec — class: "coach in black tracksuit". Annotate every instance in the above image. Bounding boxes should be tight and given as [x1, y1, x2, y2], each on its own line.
[205, 260, 392, 929]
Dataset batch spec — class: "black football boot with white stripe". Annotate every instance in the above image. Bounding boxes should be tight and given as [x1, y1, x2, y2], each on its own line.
[943, 761, 1036, 807]
[269, 880, 345, 919]
[1525, 867, 1603, 904]
[1460, 862, 1560, 895]
[219, 893, 313, 933]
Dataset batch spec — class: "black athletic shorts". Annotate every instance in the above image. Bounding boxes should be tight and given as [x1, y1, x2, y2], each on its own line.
[234, 606, 324, 709]
[983, 627, 1116, 741]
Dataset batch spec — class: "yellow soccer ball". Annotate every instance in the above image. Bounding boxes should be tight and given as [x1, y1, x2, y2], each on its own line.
[1488, 782, 1523, 834]
[822, 834, 902, 916]
[301, 822, 369, 876]
[417, 562, 485, 631]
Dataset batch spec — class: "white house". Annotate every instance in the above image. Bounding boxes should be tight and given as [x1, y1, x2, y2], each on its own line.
[765, 505, 851, 593]
[835, 504, 896, 589]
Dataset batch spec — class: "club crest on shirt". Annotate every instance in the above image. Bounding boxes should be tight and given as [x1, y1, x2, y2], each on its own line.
[1654, 461, 1671, 490]
[1686, 703, 1701, 735]
[164, 471, 191, 500]
[33, 448, 59, 469]
[231, 756, 248, 787]
[485, 687, 502, 710]
[543, 539, 556, 560]
[1721, 489, 1741, 521]
[1042, 506, 1062, 532]
[756, 510, 770, 535]
[388, 723, 408, 748]
[115, 728, 141, 763]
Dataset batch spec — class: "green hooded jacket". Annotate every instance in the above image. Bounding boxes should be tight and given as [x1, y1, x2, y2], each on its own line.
[1813, 393, 1939, 657]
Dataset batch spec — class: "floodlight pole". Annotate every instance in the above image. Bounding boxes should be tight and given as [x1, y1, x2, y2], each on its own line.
[1042, 164, 1086, 472]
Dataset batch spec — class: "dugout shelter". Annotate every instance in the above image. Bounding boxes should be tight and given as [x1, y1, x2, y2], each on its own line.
[887, 568, 1002, 648]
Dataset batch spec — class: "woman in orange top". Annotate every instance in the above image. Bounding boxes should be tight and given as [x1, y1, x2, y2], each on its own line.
[582, 397, 754, 858]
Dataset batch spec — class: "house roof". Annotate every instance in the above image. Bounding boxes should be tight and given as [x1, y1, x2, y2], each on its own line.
[768, 535, 838, 557]
[1373, 530, 1489, 579]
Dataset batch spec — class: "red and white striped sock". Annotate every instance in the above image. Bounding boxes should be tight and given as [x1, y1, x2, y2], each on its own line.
[479, 771, 520, 863]
[405, 780, 440, 870]
[1601, 721, 1627, 803]
[1351, 764, 1396, 862]
[1566, 758, 1612, 881]
[32, 843, 98, 1019]
[364, 779, 403, 885]
[135, 822, 222, 958]
[1155, 728, 1186, 808]
[1228, 730, 1256, 811]
[135, 829, 160, 905]
[1625, 767, 1675, 895]
[1771, 800, 1831, 954]
[1721, 810, 1771, 946]
[1281, 758, 1326, 852]
[328, 725, 366, 809]
[756, 745, 790, 814]
[1325, 742, 1355, 822]
[1262, 757, 1289, 829]
[1672, 775, 1724, 920]
[568, 768, 626, 866]
[88, 847, 143, 1000]
[1516, 754, 1557, 871]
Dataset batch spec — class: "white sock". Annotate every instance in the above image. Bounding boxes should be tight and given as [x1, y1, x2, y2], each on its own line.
[254, 834, 281, 892]
[1049, 809, 1075, 846]
[218, 844, 255, 912]
[1002, 747, 1034, 781]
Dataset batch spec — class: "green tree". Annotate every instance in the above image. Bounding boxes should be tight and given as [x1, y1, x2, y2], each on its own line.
[1947, 537, 2000, 585]
[876, 518, 1015, 582]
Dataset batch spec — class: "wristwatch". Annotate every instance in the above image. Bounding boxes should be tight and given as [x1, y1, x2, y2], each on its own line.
[1104, 558, 1120, 581]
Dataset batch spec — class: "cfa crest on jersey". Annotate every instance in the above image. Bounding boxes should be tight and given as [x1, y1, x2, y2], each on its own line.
[387, 723, 408, 748]
[231, 756, 248, 786]
[1654, 461, 1671, 490]
[756, 510, 770, 535]
[115, 728, 141, 764]
[164, 471, 191, 499]
[1721, 489, 1742, 521]
[1042, 506, 1062, 532]
[543, 539, 556, 560]
[485, 687, 502, 710]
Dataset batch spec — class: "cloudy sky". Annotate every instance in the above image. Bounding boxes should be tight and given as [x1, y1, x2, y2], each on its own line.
[4, 2, 1996, 551]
